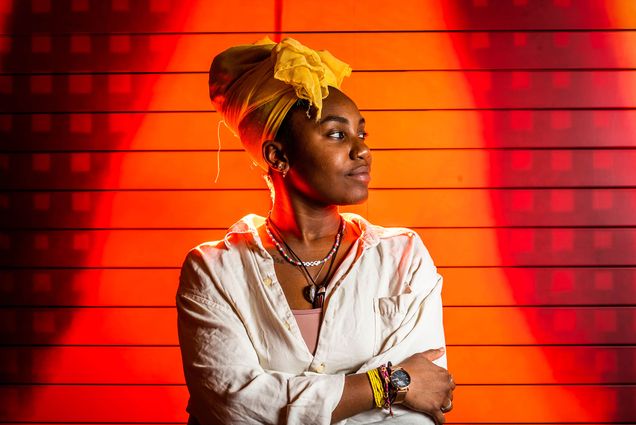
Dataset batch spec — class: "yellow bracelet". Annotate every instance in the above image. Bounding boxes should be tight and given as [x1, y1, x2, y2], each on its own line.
[367, 368, 385, 409]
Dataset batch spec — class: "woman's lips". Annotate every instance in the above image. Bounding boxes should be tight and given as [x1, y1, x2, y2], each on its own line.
[348, 166, 371, 183]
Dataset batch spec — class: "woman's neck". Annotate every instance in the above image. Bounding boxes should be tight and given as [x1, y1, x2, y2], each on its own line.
[268, 199, 341, 244]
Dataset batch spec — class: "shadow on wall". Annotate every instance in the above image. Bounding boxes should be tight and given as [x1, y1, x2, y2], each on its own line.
[443, 1, 636, 422]
[0, 0, 193, 416]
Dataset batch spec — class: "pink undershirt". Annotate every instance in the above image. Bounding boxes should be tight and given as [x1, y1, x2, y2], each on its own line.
[291, 308, 322, 354]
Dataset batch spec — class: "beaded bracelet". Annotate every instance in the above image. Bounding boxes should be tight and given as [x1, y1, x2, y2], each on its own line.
[378, 364, 394, 416]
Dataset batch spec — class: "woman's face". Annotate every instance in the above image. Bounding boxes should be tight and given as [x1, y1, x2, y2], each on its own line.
[282, 88, 372, 206]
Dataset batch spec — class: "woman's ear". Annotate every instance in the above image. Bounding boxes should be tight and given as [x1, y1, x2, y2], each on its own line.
[262, 140, 289, 174]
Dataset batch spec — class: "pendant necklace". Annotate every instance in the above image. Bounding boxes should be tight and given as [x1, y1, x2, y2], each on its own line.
[265, 215, 345, 308]
[266, 216, 345, 267]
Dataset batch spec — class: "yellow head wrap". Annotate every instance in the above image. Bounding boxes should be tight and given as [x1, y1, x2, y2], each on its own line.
[208, 37, 352, 170]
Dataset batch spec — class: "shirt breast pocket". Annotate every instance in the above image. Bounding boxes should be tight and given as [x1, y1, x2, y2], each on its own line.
[373, 293, 413, 355]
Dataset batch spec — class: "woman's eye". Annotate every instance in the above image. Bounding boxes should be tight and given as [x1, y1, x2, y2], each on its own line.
[328, 131, 346, 140]
[358, 131, 368, 140]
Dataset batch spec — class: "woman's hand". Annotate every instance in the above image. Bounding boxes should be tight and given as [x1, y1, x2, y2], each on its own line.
[396, 347, 455, 424]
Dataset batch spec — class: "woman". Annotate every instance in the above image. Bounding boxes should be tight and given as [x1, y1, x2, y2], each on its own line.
[177, 37, 455, 424]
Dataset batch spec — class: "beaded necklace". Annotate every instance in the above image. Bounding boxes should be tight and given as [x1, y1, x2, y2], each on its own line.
[265, 216, 345, 267]
[265, 215, 345, 307]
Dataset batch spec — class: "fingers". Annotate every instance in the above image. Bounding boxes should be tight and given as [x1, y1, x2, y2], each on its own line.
[440, 398, 453, 413]
[447, 374, 454, 399]
[422, 347, 445, 362]
[440, 373, 454, 417]
[432, 409, 446, 424]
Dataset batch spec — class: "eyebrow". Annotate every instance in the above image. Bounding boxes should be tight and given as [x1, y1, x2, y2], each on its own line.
[319, 115, 366, 126]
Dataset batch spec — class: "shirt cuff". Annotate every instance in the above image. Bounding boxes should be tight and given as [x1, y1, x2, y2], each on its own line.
[286, 372, 345, 425]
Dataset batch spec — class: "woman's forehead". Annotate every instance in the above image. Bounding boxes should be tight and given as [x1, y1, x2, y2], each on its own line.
[321, 88, 362, 121]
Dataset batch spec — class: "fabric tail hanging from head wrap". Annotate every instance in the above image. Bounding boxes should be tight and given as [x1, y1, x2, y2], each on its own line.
[208, 37, 352, 170]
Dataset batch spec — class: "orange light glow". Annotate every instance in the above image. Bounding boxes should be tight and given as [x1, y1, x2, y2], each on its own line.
[2, 0, 635, 423]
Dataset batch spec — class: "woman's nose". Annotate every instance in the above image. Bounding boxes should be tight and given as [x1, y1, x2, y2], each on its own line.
[352, 138, 371, 161]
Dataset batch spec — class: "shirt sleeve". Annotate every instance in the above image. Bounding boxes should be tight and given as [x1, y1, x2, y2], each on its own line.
[337, 233, 445, 425]
[355, 232, 447, 372]
[176, 247, 345, 425]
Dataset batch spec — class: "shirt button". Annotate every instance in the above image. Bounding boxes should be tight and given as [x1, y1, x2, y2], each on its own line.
[284, 320, 292, 331]
[314, 363, 326, 373]
[263, 277, 273, 286]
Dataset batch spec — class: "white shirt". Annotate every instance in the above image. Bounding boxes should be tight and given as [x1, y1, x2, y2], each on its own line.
[177, 213, 446, 425]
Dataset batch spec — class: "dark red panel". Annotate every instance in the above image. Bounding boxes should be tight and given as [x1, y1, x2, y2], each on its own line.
[0, 0, 276, 34]
[1, 190, 273, 229]
[2, 267, 634, 307]
[0, 307, 178, 345]
[0, 346, 185, 384]
[2, 0, 635, 33]
[1, 346, 633, 385]
[283, 0, 636, 32]
[2, 110, 635, 152]
[3, 150, 635, 190]
[0, 268, 181, 307]
[1, 228, 635, 267]
[0, 385, 633, 422]
[442, 267, 636, 307]
[0, 111, 238, 151]
[3, 189, 635, 229]
[1, 306, 634, 345]
[4, 31, 636, 73]
[0, 385, 188, 422]
[2, 71, 636, 112]
[371, 188, 636, 227]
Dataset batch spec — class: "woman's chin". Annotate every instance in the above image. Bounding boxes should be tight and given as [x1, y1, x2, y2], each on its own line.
[338, 189, 369, 206]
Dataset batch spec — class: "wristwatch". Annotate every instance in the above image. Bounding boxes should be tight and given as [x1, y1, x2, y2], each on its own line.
[388, 366, 411, 404]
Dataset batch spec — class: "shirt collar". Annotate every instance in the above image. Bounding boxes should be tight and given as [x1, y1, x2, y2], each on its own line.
[223, 213, 264, 248]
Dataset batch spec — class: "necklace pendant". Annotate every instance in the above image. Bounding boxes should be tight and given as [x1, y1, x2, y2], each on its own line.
[303, 284, 316, 304]
[312, 285, 326, 308]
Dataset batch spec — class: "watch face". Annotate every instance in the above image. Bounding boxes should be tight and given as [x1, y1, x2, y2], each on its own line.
[390, 369, 411, 389]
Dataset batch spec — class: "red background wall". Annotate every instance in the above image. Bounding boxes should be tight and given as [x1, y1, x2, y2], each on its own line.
[1, 0, 635, 422]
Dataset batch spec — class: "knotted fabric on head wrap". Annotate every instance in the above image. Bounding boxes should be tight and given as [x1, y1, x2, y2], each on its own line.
[209, 37, 352, 170]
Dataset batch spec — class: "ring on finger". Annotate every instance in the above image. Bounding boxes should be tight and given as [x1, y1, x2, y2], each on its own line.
[441, 399, 453, 413]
